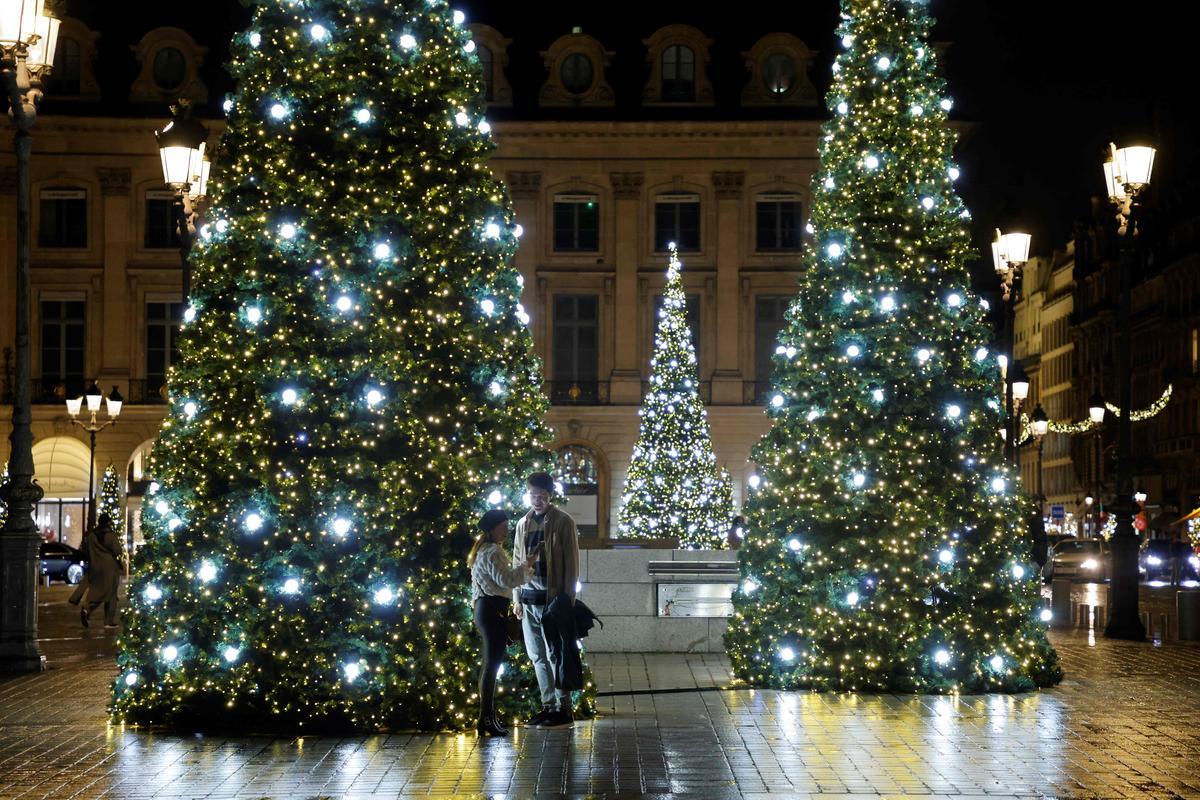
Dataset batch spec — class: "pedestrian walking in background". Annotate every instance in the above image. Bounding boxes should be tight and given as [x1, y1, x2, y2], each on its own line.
[81, 514, 123, 628]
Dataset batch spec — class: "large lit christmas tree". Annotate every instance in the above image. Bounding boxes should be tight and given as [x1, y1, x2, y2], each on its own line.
[725, 0, 1061, 693]
[113, 0, 576, 730]
[98, 465, 122, 525]
[617, 246, 733, 548]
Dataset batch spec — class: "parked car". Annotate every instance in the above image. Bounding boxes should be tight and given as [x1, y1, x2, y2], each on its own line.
[39, 542, 86, 585]
[1041, 538, 1109, 582]
[1139, 539, 1200, 582]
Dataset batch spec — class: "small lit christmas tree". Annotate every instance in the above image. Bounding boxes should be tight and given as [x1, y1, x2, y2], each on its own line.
[618, 245, 733, 548]
[725, 0, 1061, 693]
[0, 467, 8, 528]
[98, 465, 122, 526]
[113, 0, 591, 731]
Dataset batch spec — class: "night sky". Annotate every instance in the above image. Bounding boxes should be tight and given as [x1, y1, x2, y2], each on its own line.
[69, 0, 1194, 289]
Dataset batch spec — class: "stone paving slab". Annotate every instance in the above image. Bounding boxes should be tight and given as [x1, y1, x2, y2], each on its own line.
[1, 588, 1199, 798]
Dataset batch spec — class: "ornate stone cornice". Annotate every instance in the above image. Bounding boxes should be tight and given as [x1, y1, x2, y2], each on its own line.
[610, 171, 644, 198]
[712, 171, 745, 199]
[97, 167, 132, 196]
[505, 171, 542, 200]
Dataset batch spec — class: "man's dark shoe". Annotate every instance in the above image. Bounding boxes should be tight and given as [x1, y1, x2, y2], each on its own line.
[524, 705, 554, 727]
[537, 707, 574, 730]
[80, 608, 89, 628]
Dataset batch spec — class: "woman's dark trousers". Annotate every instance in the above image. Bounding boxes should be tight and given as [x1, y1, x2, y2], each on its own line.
[474, 595, 509, 723]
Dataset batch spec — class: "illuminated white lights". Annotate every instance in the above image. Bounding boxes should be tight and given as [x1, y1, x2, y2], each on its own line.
[224, 646, 241, 663]
[331, 517, 353, 537]
[249, 32, 261, 48]
[770, 394, 785, 409]
[335, 295, 353, 313]
[514, 224, 524, 238]
[990, 476, 1007, 492]
[281, 388, 298, 406]
[399, 33, 417, 50]
[452, 9, 465, 25]
[842, 290, 855, 304]
[748, 474, 761, 489]
[916, 348, 931, 364]
[487, 489, 503, 505]
[484, 222, 501, 239]
[934, 649, 951, 666]
[365, 388, 384, 407]
[168, 517, 183, 531]
[182, 400, 198, 419]
[270, 103, 288, 120]
[124, 672, 139, 686]
[836, 101, 849, 115]
[841, 34, 853, 48]
[161, 645, 180, 662]
[921, 196, 936, 210]
[455, 110, 470, 127]
[910, 104, 924, 116]
[779, 646, 796, 662]
[155, 500, 170, 516]
[489, 380, 503, 396]
[938, 549, 954, 564]
[143, 584, 163, 602]
[373, 586, 395, 605]
[846, 591, 860, 606]
[741, 578, 758, 595]
[309, 24, 329, 41]
[879, 295, 896, 312]
[1040, 608, 1053, 622]
[975, 347, 988, 362]
[806, 408, 821, 422]
[215, 219, 229, 233]
[282, 577, 301, 594]
[864, 154, 880, 169]
[872, 388, 885, 402]
[355, 108, 372, 124]
[787, 538, 802, 552]
[846, 344, 862, 358]
[947, 293, 962, 307]
[876, 56, 891, 70]
[827, 242, 844, 258]
[989, 655, 1005, 672]
[1011, 564, 1026, 579]
[222, 99, 233, 113]
[851, 472, 867, 488]
[278, 222, 297, 239]
[478, 120, 491, 135]
[940, 98, 953, 111]
[244, 512, 264, 532]
[198, 560, 218, 583]
[946, 404, 961, 419]
[464, 40, 476, 53]
[480, 298, 496, 316]
[823, 176, 835, 189]
[245, 306, 262, 324]
[948, 166, 961, 181]
[183, 305, 197, 323]
[343, 662, 361, 681]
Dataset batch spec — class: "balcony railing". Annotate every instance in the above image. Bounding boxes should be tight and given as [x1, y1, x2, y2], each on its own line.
[28, 378, 88, 405]
[547, 381, 609, 405]
[127, 380, 170, 405]
[640, 380, 712, 404]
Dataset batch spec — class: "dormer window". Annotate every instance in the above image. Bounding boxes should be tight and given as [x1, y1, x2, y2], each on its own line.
[539, 32, 615, 107]
[130, 27, 209, 103]
[642, 25, 713, 106]
[661, 45, 695, 102]
[152, 47, 187, 92]
[561, 53, 594, 95]
[467, 24, 512, 106]
[47, 18, 100, 100]
[742, 34, 818, 107]
[52, 38, 81, 95]
[763, 52, 797, 95]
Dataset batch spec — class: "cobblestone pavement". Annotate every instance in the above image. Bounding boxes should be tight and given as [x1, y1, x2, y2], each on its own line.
[1, 586, 1199, 798]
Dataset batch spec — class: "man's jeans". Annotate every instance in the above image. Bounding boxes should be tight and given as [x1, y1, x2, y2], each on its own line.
[521, 603, 566, 708]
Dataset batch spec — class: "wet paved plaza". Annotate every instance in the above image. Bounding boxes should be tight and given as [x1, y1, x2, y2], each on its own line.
[2, 587, 1199, 798]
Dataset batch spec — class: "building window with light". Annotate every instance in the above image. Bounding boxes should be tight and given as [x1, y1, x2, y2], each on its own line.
[661, 44, 695, 102]
[146, 302, 185, 402]
[654, 194, 700, 252]
[144, 191, 180, 249]
[756, 194, 803, 252]
[553, 194, 600, 252]
[39, 300, 86, 398]
[551, 295, 599, 403]
[38, 188, 87, 248]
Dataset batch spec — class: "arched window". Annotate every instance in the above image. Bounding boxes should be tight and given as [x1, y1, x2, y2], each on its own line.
[661, 44, 695, 102]
[560, 53, 594, 95]
[153, 47, 187, 91]
[762, 52, 796, 95]
[557, 444, 600, 538]
[476, 43, 494, 101]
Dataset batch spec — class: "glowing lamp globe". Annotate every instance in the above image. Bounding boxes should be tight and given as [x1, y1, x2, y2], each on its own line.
[156, 107, 209, 191]
[1088, 392, 1106, 425]
[1108, 142, 1155, 192]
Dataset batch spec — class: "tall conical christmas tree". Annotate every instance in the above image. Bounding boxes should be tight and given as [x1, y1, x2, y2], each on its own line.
[98, 465, 122, 525]
[618, 245, 733, 548]
[113, 0, 573, 730]
[725, 0, 1061, 693]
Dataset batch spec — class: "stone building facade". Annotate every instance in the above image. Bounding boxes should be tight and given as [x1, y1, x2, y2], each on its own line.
[1, 17, 829, 546]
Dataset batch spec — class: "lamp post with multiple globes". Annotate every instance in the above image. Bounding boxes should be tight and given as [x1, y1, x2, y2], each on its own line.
[1101, 143, 1156, 641]
[0, 0, 60, 673]
[65, 383, 123, 530]
[1088, 392, 1107, 539]
[154, 101, 210, 300]
[992, 229, 1032, 467]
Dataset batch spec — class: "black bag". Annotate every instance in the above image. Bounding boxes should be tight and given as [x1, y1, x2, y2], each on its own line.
[573, 598, 603, 638]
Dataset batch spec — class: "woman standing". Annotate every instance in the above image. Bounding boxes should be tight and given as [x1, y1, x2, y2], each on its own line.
[469, 509, 539, 736]
[81, 513, 124, 628]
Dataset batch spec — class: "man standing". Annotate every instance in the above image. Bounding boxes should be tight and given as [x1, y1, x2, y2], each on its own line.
[513, 472, 579, 729]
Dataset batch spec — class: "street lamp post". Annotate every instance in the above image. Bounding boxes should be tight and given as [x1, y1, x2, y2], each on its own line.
[1010, 362, 1030, 469]
[1088, 392, 1106, 540]
[65, 383, 123, 529]
[1031, 404, 1049, 563]
[155, 101, 209, 300]
[992, 229, 1031, 466]
[1102, 142, 1156, 641]
[0, 0, 59, 674]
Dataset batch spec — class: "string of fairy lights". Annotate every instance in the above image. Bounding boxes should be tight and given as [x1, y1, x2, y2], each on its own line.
[1014, 385, 1172, 444]
[112, 0, 592, 731]
[617, 244, 733, 548]
[725, 0, 1061, 694]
